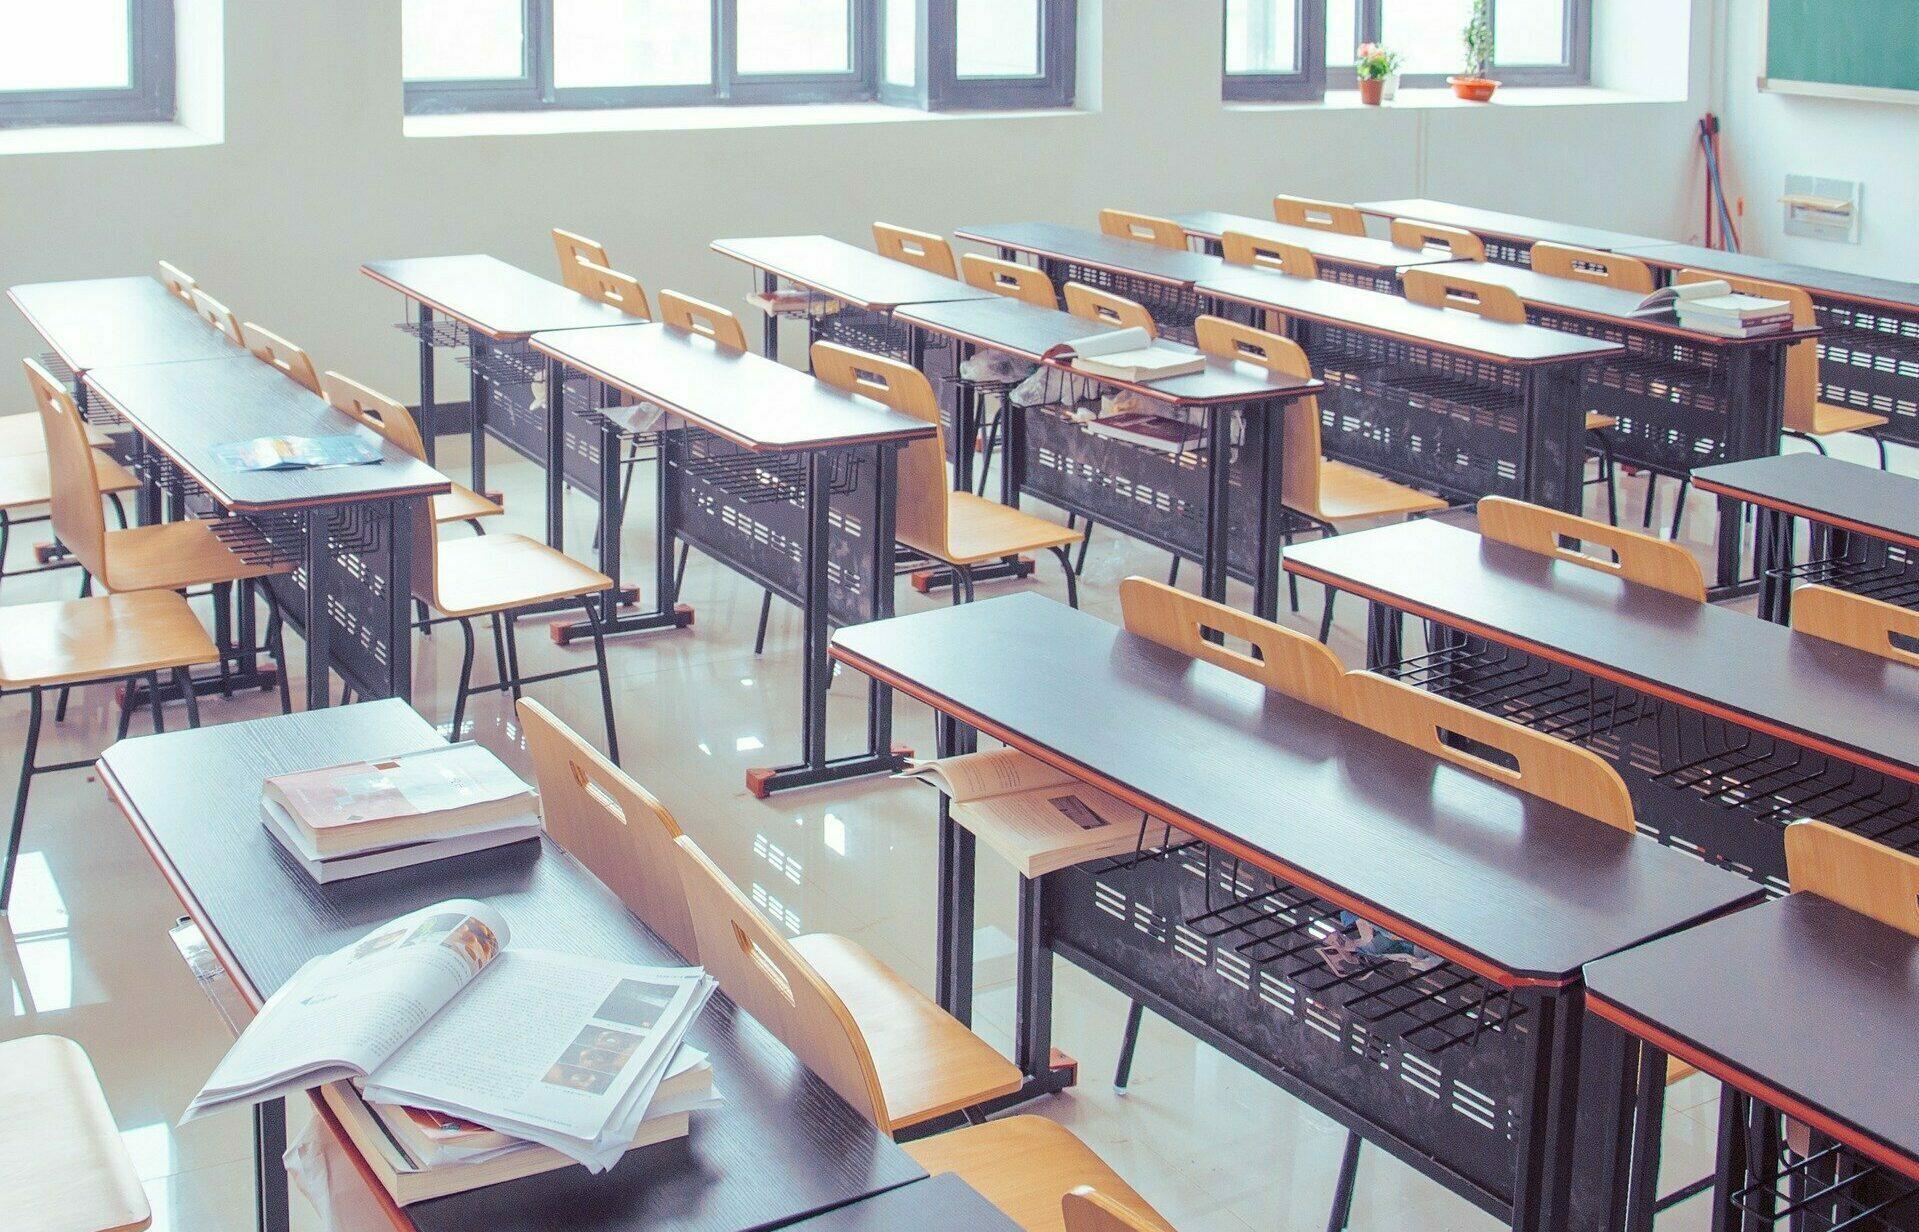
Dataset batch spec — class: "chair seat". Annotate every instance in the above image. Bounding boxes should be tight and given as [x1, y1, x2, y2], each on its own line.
[0, 591, 217, 690]
[0, 1036, 152, 1232]
[428, 532, 611, 618]
[902, 1116, 1175, 1232]
[1585, 412, 1618, 431]
[101, 520, 285, 592]
[0, 412, 110, 457]
[0, 451, 139, 512]
[790, 932, 1022, 1131]
[1807, 401, 1890, 437]
[1298, 459, 1449, 525]
[433, 482, 503, 525]
[909, 491, 1083, 567]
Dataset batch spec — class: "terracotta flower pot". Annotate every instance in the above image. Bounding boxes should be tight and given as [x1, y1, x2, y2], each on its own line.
[1357, 77, 1385, 105]
[1448, 76, 1500, 102]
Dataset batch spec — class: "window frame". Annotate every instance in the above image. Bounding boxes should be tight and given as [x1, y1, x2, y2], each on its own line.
[0, 0, 176, 129]
[1222, 0, 1326, 104]
[1325, 0, 1591, 90]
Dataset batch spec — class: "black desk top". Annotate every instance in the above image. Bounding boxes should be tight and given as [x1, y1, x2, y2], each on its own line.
[1354, 198, 1667, 254]
[530, 323, 936, 453]
[1197, 264, 1621, 366]
[779, 1175, 1020, 1231]
[1172, 210, 1457, 272]
[832, 594, 1758, 985]
[1621, 242, 1919, 313]
[84, 356, 449, 512]
[1695, 453, 1919, 551]
[894, 297, 1324, 408]
[1285, 518, 1919, 783]
[361, 255, 637, 340]
[952, 222, 1225, 288]
[9, 276, 240, 373]
[708, 236, 996, 311]
[98, 701, 924, 1232]
[1585, 892, 1919, 1183]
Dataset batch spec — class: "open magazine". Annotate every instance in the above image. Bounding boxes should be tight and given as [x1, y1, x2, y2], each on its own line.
[1043, 327, 1207, 381]
[186, 900, 715, 1173]
[898, 748, 1142, 876]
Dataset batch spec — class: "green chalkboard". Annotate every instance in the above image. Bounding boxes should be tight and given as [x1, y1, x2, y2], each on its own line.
[1767, 0, 1919, 96]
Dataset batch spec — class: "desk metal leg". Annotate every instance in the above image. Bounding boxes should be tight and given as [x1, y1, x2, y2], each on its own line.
[1710, 1092, 1754, 1232]
[416, 306, 437, 465]
[543, 355, 566, 550]
[1364, 600, 1403, 670]
[935, 712, 979, 1025]
[1251, 401, 1287, 622]
[254, 1098, 289, 1232]
[1755, 507, 1797, 625]
[467, 337, 490, 497]
[383, 498, 416, 703]
[760, 272, 780, 363]
[1509, 987, 1584, 1232]
[303, 508, 332, 711]
[1200, 408, 1233, 612]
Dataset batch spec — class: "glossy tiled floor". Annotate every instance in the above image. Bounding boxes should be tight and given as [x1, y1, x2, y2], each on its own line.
[0, 431, 1744, 1231]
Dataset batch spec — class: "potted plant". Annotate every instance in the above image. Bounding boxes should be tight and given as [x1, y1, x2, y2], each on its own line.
[1449, 0, 1499, 101]
[1355, 43, 1401, 106]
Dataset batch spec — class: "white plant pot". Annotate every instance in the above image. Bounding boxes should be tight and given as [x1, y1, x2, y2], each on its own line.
[1381, 73, 1399, 101]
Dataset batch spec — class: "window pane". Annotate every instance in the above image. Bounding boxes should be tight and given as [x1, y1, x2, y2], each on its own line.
[1326, 0, 1356, 70]
[1381, 0, 1473, 76]
[1496, 0, 1567, 66]
[403, 0, 525, 81]
[1225, 0, 1297, 75]
[956, 0, 1040, 78]
[0, 0, 130, 92]
[555, 0, 711, 87]
[736, 0, 851, 75]
[884, 0, 917, 86]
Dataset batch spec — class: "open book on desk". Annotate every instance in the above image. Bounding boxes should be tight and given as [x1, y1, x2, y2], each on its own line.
[187, 899, 716, 1177]
[898, 748, 1143, 877]
[1044, 327, 1207, 382]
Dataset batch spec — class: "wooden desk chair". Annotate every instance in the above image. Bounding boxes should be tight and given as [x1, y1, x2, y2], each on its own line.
[811, 341, 1082, 606]
[873, 223, 959, 279]
[0, 1035, 153, 1231]
[961, 254, 1059, 309]
[1220, 231, 1319, 280]
[1529, 243, 1655, 294]
[553, 228, 610, 295]
[1194, 315, 1447, 639]
[1403, 269, 1622, 523]
[1097, 209, 1187, 251]
[0, 446, 138, 604]
[1061, 1188, 1171, 1232]
[904, 1119, 1176, 1232]
[321, 372, 500, 529]
[1063, 284, 1155, 334]
[1679, 268, 1890, 468]
[1273, 194, 1367, 237]
[1477, 496, 1706, 601]
[188, 287, 243, 346]
[1790, 585, 1919, 666]
[156, 260, 196, 303]
[239, 322, 322, 394]
[660, 289, 749, 348]
[1390, 219, 1487, 262]
[573, 261, 652, 319]
[674, 832, 1023, 1134]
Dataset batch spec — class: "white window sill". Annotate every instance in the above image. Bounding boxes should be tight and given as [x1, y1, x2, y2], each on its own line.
[0, 118, 221, 158]
[404, 100, 1090, 139]
[1231, 85, 1684, 113]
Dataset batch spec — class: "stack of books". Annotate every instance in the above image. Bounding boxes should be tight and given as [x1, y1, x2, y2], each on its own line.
[1634, 278, 1794, 338]
[261, 743, 543, 883]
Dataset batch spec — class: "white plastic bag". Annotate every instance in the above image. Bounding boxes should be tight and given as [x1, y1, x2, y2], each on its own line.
[286, 1112, 395, 1232]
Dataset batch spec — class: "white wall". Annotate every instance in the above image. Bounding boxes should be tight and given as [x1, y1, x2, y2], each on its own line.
[3, 1, 1713, 402]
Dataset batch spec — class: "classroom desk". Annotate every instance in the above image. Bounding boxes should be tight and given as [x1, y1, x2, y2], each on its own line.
[1353, 199, 1667, 266]
[8, 275, 237, 382]
[1285, 517, 1919, 891]
[952, 222, 1224, 340]
[895, 295, 1324, 618]
[99, 700, 927, 1232]
[1624, 241, 1919, 453]
[1424, 258, 1814, 589]
[1695, 453, 1919, 624]
[831, 594, 1761, 1232]
[1585, 892, 1919, 1231]
[529, 322, 933, 797]
[83, 355, 448, 711]
[1198, 265, 1622, 512]
[1171, 210, 1458, 292]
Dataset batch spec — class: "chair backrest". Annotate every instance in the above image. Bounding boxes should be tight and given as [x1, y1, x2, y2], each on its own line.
[189, 287, 243, 345]
[1220, 231, 1319, 279]
[573, 260, 652, 320]
[1063, 1188, 1167, 1232]
[1272, 194, 1367, 236]
[1345, 671, 1637, 832]
[1790, 584, 1919, 668]
[1097, 208, 1188, 251]
[1401, 268, 1525, 322]
[321, 370, 426, 460]
[1391, 218, 1487, 262]
[960, 253, 1058, 309]
[673, 834, 891, 1130]
[518, 699, 699, 961]
[23, 358, 108, 581]
[553, 227, 610, 294]
[659, 289, 748, 350]
[809, 342, 947, 555]
[1477, 496, 1706, 601]
[1063, 283, 1156, 336]
[1529, 243, 1654, 294]
[240, 322, 322, 394]
[1677, 268, 1817, 432]
[1193, 315, 1324, 516]
[156, 260, 196, 302]
[872, 223, 957, 279]
[1119, 576, 1347, 713]
[1785, 819, 1919, 938]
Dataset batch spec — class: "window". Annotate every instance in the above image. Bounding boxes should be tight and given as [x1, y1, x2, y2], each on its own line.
[0, 0, 175, 127]
[404, 0, 1076, 115]
[1223, 0, 1323, 102]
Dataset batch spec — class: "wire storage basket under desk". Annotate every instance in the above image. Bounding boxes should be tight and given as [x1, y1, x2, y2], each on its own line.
[1727, 1127, 1919, 1231]
[1814, 299, 1919, 449]
[1777, 533, 1919, 613]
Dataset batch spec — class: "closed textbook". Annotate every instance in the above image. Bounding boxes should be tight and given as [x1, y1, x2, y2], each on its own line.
[262, 742, 537, 858]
